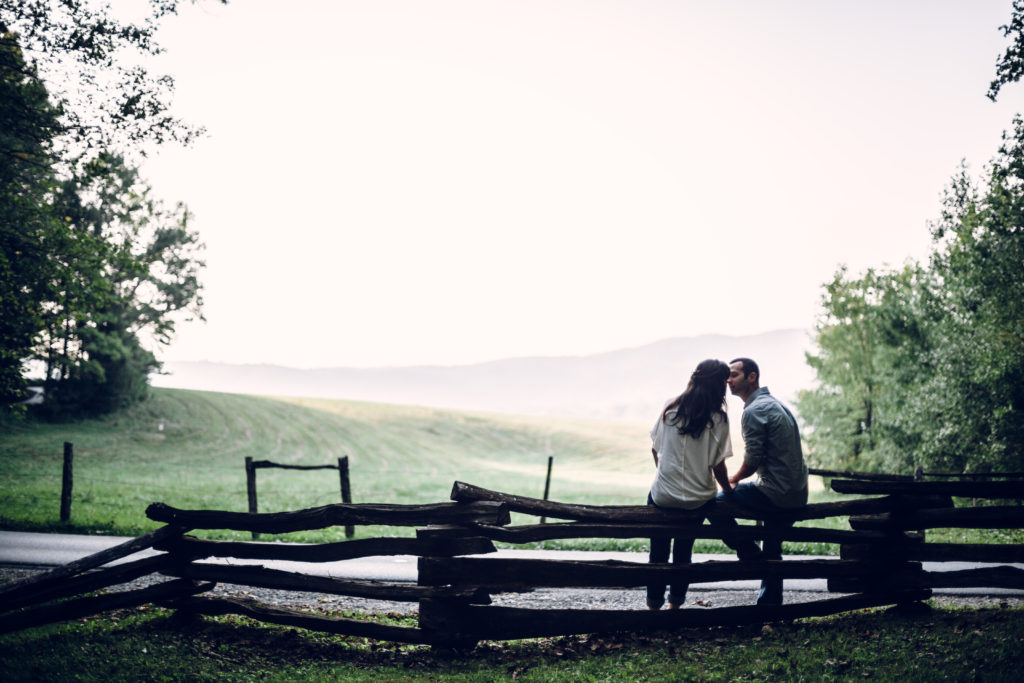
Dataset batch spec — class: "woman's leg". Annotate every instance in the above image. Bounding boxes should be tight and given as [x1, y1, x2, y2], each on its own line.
[668, 499, 717, 607]
[667, 527, 696, 607]
[647, 492, 668, 609]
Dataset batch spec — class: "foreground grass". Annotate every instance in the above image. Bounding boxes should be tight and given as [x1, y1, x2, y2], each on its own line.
[1, 602, 1021, 681]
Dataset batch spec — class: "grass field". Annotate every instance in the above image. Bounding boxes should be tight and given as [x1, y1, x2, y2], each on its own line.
[1, 388, 1018, 552]
[0, 388, 659, 545]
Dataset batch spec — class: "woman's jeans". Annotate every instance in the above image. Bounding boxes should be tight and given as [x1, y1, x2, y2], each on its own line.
[646, 493, 715, 609]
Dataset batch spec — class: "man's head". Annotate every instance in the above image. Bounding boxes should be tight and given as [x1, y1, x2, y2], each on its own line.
[728, 357, 759, 401]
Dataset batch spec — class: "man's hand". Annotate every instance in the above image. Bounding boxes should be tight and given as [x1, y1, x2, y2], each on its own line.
[729, 461, 757, 487]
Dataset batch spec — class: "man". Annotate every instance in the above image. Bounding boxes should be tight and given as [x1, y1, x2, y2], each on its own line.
[716, 357, 808, 605]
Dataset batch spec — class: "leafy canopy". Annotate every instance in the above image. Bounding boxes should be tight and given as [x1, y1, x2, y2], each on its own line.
[0, 1, 218, 415]
[798, 120, 1024, 475]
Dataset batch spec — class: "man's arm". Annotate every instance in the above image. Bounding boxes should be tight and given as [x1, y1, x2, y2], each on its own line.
[731, 404, 766, 486]
[728, 460, 758, 487]
[652, 448, 658, 467]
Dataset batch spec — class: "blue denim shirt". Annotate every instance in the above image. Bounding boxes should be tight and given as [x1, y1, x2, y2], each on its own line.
[741, 387, 808, 508]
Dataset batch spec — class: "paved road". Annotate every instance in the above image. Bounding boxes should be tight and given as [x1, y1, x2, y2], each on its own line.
[2, 530, 1021, 595]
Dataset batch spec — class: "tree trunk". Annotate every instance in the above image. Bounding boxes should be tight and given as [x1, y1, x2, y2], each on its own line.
[159, 535, 494, 562]
[0, 579, 211, 635]
[164, 563, 486, 602]
[832, 479, 1024, 499]
[145, 500, 510, 533]
[0, 524, 186, 602]
[167, 595, 433, 644]
[418, 557, 919, 590]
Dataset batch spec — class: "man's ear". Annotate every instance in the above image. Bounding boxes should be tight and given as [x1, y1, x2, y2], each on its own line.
[749, 371, 759, 385]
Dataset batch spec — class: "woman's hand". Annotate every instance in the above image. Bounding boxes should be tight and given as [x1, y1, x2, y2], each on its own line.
[712, 461, 732, 493]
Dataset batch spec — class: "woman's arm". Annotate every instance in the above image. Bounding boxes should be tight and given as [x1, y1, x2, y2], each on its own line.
[712, 460, 731, 492]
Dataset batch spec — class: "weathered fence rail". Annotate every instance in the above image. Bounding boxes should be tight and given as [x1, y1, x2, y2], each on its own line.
[1, 476, 1021, 647]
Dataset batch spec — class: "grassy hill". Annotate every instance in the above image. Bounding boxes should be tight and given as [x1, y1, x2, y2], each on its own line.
[0, 388, 654, 543]
[5, 388, 1012, 555]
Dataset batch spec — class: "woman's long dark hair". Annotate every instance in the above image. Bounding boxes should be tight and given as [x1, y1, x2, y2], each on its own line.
[662, 359, 729, 439]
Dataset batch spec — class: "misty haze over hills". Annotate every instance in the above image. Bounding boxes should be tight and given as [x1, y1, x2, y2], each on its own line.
[152, 329, 815, 422]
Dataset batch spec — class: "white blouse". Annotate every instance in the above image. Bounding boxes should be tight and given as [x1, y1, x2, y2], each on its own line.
[649, 404, 732, 509]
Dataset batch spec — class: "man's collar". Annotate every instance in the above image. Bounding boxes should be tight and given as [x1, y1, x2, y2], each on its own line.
[744, 386, 769, 407]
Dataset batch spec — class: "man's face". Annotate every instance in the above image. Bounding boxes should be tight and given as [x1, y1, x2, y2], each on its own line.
[728, 361, 752, 397]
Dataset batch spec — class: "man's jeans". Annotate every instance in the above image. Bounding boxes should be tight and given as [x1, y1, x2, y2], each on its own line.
[715, 483, 793, 605]
[646, 493, 715, 609]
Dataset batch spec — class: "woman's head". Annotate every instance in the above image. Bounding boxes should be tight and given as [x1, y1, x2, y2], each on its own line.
[688, 358, 730, 402]
[663, 358, 730, 438]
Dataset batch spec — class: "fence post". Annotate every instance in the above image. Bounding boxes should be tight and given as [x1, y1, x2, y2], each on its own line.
[245, 457, 259, 540]
[339, 455, 354, 539]
[540, 455, 554, 524]
[60, 442, 73, 523]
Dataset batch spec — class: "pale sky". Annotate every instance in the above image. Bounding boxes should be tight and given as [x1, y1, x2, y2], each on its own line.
[138, 0, 1022, 369]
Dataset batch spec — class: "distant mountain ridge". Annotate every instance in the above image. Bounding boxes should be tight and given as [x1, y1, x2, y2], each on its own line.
[152, 329, 815, 422]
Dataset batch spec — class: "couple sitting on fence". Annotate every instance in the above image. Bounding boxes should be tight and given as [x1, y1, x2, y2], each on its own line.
[646, 357, 808, 609]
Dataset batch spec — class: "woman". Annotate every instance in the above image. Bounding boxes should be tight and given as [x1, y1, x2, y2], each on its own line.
[646, 358, 733, 610]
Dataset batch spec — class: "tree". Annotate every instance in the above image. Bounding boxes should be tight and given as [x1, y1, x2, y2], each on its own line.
[34, 153, 204, 415]
[797, 265, 932, 473]
[0, 28, 61, 407]
[915, 121, 1024, 473]
[989, 0, 1024, 101]
[800, 122, 1024, 475]
[0, 0, 224, 155]
[0, 1, 216, 415]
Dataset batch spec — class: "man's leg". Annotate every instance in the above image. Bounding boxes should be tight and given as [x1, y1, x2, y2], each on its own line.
[713, 487, 765, 561]
[718, 483, 787, 604]
[757, 517, 792, 605]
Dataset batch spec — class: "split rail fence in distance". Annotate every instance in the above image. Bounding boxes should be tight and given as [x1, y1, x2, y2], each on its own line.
[1, 477, 1022, 647]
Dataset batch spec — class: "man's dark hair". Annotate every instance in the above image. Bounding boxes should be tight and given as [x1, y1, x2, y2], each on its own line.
[730, 357, 759, 379]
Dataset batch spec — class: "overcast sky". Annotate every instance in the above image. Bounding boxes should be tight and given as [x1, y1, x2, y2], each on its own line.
[140, 0, 1022, 369]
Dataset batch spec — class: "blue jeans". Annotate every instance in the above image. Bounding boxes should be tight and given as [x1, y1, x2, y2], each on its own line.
[715, 483, 794, 605]
[646, 493, 715, 609]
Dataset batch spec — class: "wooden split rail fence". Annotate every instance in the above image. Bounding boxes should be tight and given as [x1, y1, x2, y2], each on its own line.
[2, 477, 1023, 647]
